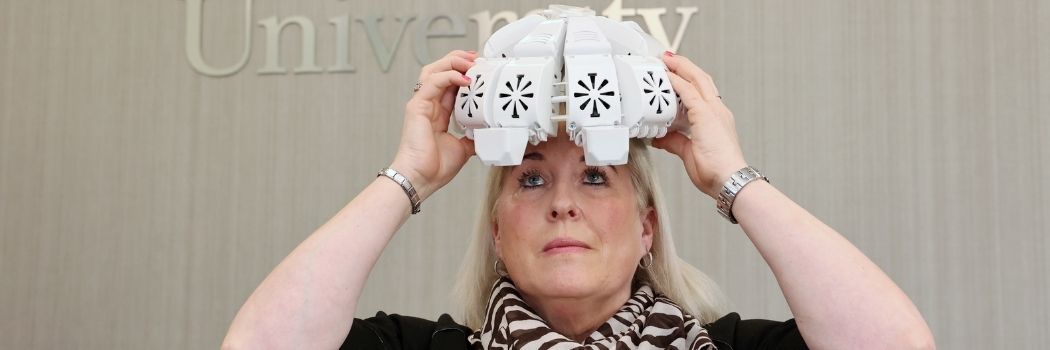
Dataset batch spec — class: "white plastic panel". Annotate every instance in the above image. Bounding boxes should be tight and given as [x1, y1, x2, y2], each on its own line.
[454, 58, 508, 132]
[565, 54, 622, 144]
[513, 18, 566, 58]
[490, 57, 558, 137]
[614, 55, 676, 138]
[473, 127, 530, 166]
[563, 16, 611, 56]
[482, 14, 545, 58]
[452, 4, 676, 166]
[581, 126, 629, 165]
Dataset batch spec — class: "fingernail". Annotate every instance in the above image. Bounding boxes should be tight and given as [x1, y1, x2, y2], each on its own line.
[664, 51, 675, 57]
[467, 50, 477, 54]
[463, 74, 471, 81]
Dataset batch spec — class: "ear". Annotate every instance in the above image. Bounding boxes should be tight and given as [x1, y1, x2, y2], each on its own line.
[640, 206, 656, 253]
[491, 219, 502, 258]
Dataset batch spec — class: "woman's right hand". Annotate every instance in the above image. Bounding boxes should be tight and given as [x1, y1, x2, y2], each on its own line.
[389, 50, 478, 200]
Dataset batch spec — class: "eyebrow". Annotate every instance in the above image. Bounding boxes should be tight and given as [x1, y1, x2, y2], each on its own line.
[523, 152, 544, 161]
[519, 152, 618, 173]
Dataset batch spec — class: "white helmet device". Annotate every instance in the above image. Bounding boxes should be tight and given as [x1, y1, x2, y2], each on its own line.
[453, 5, 682, 166]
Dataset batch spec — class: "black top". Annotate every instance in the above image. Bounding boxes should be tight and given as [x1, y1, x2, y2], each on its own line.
[343, 311, 807, 350]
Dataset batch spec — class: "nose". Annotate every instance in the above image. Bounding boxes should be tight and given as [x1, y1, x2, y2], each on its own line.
[547, 182, 581, 221]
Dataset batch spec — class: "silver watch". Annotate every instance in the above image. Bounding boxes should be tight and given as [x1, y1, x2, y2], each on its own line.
[716, 166, 768, 224]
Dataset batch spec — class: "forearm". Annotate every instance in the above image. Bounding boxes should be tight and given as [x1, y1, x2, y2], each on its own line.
[222, 177, 412, 349]
[732, 181, 934, 350]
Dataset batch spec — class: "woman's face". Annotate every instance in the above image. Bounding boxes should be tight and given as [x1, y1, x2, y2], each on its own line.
[493, 134, 655, 303]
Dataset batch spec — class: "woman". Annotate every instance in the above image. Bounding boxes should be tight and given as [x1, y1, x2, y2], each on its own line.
[221, 50, 936, 350]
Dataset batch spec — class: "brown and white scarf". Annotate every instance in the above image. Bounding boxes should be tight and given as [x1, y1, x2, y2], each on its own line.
[469, 278, 716, 350]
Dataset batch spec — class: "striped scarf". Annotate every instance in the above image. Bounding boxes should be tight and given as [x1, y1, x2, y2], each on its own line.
[469, 278, 716, 350]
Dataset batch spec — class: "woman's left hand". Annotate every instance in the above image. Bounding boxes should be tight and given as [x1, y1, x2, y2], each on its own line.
[654, 54, 937, 350]
[651, 52, 748, 199]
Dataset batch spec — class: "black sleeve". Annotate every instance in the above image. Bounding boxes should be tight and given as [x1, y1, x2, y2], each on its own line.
[342, 312, 471, 350]
[703, 312, 808, 350]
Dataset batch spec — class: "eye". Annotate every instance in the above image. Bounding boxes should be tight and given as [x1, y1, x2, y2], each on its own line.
[583, 167, 607, 185]
[517, 169, 546, 188]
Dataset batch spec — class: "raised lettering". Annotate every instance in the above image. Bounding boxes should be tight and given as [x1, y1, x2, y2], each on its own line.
[601, 0, 635, 22]
[328, 14, 356, 73]
[185, 0, 253, 77]
[634, 7, 697, 52]
[602, 0, 697, 52]
[257, 16, 324, 74]
[414, 15, 467, 64]
[357, 16, 415, 73]
[179, 1, 697, 77]
[468, 11, 518, 53]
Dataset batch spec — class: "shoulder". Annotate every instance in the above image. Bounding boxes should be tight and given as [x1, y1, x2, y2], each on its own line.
[343, 311, 471, 350]
[703, 312, 809, 350]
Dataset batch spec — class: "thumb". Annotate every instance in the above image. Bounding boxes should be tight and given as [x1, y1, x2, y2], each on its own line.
[651, 131, 691, 158]
[458, 136, 476, 157]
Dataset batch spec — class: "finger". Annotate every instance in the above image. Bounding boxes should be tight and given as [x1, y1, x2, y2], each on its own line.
[440, 85, 457, 112]
[449, 56, 476, 74]
[449, 49, 478, 60]
[458, 136, 476, 157]
[662, 53, 721, 102]
[420, 50, 478, 81]
[652, 131, 702, 189]
[422, 55, 476, 80]
[424, 50, 477, 70]
[666, 72, 706, 116]
[662, 54, 713, 93]
[416, 71, 471, 102]
[435, 85, 458, 133]
[651, 130, 691, 158]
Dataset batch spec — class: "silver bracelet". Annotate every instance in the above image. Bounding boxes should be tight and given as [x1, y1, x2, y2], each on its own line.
[716, 166, 768, 224]
[378, 168, 422, 214]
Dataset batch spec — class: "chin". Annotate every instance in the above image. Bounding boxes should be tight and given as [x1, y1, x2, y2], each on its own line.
[518, 265, 604, 299]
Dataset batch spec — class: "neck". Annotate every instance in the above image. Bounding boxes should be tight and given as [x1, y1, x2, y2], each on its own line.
[520, 286, 632, 343]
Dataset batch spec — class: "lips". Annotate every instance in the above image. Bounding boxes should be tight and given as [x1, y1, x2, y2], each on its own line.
[543, 238, 592, 253]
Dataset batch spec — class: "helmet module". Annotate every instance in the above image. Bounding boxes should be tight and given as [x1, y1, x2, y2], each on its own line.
[454, 5, 681, 166]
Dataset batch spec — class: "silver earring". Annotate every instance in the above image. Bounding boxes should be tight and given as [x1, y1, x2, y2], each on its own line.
[494, 259, 509, 277]
[639, 251, 654, 269]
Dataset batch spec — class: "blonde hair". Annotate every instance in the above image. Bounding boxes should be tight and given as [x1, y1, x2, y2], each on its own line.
[452, 139, 728, 328]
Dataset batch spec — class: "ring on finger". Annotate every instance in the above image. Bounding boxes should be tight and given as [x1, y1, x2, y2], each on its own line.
[412, 81, 423, 93]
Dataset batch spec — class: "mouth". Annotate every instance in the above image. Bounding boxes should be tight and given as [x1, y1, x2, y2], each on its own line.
[542, 238, 592, 254]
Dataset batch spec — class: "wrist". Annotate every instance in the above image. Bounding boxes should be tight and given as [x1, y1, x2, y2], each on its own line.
[387, 161, 433, 201]
[715, 165, 769, 224]
[377, 167, 424, 214]
[704, 162, 748, 199]
[371, 176, 415, 215]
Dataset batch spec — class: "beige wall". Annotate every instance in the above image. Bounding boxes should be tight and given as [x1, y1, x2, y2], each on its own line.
[1, 0, 1047, 348]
